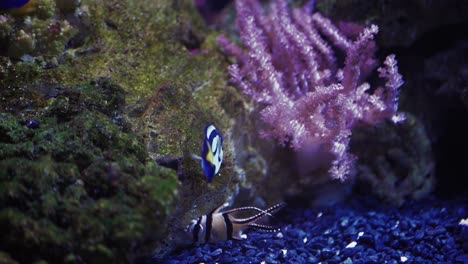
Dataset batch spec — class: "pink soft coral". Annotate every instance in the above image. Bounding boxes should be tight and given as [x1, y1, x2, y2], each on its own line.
[219, 0, 405, 180]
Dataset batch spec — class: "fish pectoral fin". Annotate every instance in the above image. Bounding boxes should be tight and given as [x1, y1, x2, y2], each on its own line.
[232, 231, 248, 240]
[205, 146, 214, 163]
[248, 223, 281, 232]
[190, 153, 202, 162]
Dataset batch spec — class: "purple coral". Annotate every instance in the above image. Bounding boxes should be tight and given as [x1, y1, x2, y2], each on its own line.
[218, 0, 405, 181]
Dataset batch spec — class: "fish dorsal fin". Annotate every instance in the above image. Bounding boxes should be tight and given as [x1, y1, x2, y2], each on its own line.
[230, 203, 286, 224]
[221, 206, 272, 216]
[206, 125, 216, 139]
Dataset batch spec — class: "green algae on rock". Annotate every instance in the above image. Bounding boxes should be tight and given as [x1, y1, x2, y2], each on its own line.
[0, 79, 178, 263]
[0, 0, 77, 59]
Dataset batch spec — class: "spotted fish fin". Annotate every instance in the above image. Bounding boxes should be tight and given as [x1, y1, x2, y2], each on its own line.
[221, 206, 275, 218]
[248, 223, 281, 232]
[230, 203, 286, 224]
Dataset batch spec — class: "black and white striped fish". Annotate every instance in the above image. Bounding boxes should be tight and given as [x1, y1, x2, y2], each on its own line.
[185, 202, 285, 244]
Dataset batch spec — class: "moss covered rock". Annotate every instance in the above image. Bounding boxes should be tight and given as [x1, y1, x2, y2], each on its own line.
[0, 79, 178, 263]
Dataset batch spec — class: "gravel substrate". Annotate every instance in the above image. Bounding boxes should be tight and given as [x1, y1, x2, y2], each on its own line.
[163, 195, 468, 264]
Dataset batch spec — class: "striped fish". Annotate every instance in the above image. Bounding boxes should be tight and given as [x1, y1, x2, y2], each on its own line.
[192, 124, 223, 182]
[186, 203, 285, 244]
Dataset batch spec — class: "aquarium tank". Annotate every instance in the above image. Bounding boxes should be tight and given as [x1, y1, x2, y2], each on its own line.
[0, 0, 467, 263]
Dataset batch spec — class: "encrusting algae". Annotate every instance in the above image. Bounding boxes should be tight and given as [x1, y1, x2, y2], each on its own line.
[0, 78, 179, 263]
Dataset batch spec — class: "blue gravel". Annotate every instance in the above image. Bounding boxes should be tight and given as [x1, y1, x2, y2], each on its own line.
[163, 195, 468, 263]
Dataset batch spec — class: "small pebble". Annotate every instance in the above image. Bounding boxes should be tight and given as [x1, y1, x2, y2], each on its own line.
[320, 248, 335, 259]
[414, 230, 424, 240]
[340, 217, 349, 227]
[342, 258, 353, 264]
[210, 248, 222, 256]
[345, 241, 357, 248]
[26, 119, 40, 129]
[246, 249, 256, 257]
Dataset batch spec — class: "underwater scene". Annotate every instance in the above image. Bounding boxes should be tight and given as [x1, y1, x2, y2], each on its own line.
[0, 0, 467, 263]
